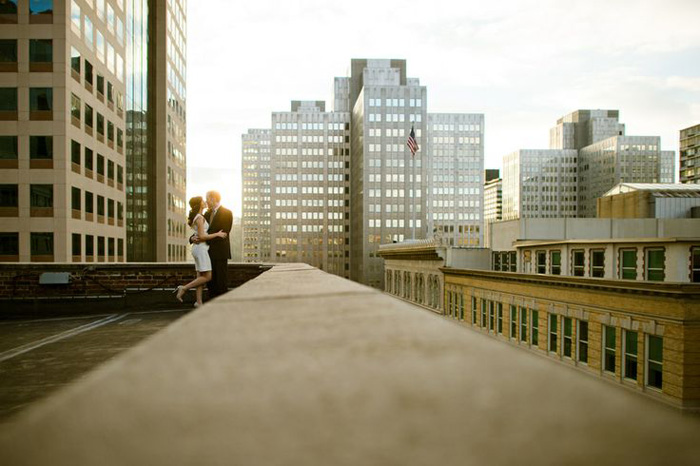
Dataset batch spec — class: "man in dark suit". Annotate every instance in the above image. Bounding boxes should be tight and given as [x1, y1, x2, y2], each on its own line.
[203, 190, 232, 299]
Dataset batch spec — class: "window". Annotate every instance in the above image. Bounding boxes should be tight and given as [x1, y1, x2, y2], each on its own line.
[497, 303, 503, 335]
[30, 0, 53, 15]
[85, 103, 93, 128]
[620, 249, 637, 280]
[71, 47, 80, 76]
[85, 191, 94, 214]
[563, 317, 572, 358]
[531, 310, 539, 346]
[548, 314, 557, 353]
[550, 250, 561, 275]
[520, 307, 528, 342]
[84, 60, 93, 86]
[646, 336, 663, 390]
[488, 301, 495, 331]
[0, 184, 18, 207]
[510, 305, 517, 339]
[71, 93, 80, 123]
[577, 321, 588, 363]
[572, 250, 584, 276]
[0, 136, 18, 160]
[29, 87, 52, 111]
[536, 251, 546, 274]
[71, 187, 81, 210]
[603, 325, 616, 374]
[29, 39, 52, 64]
[0, 233, 19, 257]
[97, 154, 105, 177]
[108, 237, 114, 257]
[509, 252, 517, 272]
[0, 40, 17, 64]
[591, 250, 605, 278]
[97, 195, 105, 216]
[98, 236, 105, 257]
[481, 299, 487, 328]
[471, 297, 477, 324]
[646, 248, 665, 281]
[96, 73, 104, 95]
[624, 331, 638, 381]
[107, 121, 114, 142]
[97, 112, 104, 136]
[85, 147, 93, 171]
[30, 184, 52, 207]
[30, 232, 53, 256]
[71, 140, 80, 165]
[72, 233, 81, 257]
[108, 160, 114, 180]
[0, 88, 18, 111]
[86, 234, 94, 257]
[30, 136, 52, 159]
[692, 248, 700, 283]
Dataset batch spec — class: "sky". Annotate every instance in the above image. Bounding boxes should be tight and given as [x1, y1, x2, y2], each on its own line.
[186, 0, 700, 216]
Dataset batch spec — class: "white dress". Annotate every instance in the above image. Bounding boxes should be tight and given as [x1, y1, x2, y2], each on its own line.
[191, 214, 212, 272]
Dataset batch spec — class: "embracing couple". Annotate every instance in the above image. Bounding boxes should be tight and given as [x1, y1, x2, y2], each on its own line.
[176, 191, 232, 307]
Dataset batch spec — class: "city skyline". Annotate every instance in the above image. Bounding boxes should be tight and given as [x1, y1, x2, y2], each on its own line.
[187, 0, 700, 216]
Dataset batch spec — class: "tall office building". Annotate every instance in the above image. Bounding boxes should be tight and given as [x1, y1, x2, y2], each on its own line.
[680, 123, 700, 184]
[426, 113, 484, 246]
[501, 109, 675, 219]
[484, 174, 502, 224]
[126, 0, 188, 262]
[0, 0, 127, 262]
[241, 128, 271, 262]
[0, 0, 186, 263]
[346, 59, 428, 287]
[269, 101, 351, 277]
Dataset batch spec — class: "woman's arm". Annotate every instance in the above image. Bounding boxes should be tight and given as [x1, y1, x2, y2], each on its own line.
[196, 216, 226, 241]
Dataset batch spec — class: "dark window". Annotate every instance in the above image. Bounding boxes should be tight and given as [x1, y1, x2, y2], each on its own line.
[107, 121, 114, 141]
[96, 73, 104, 94]
[107, 160, 114, 180]
[30, 184, 52, 207]
[572, 250, 585, 276]
[692, 248, 700, 283]
[108, 199, 114, 218]
[71, 187, 81, 210]
[509, 251, 517, 272]
[624, 331, 638, 381]
[621, 249, 637, 280]
[531, 310, 539, 346]
[117, 201, 123, 220]
[117, 165, 123, 184]
[0, 39, 17, 62]
[0, 136, 18, 159]
[29, 39, 52, 63]
[108, 237, 114, 257]
[85, 234, 94, 256]
[548, 315, 557, 353]
[510, 305, 517, 338]
[97, 154, 105, 175]
[0, 88, 18, 111]
[97, 195, 104, 216]
[117, 128, 123, 147]
[30, 232, 53, 256]
[117, 238, 123, 256]
[647, 336, 663, 390]
[30, 135, 52, 159]
[107, 81, 114, 102]
[0, 233, 19, 255]
[0, 1, 18, 14]
[84, 60, 93, 85]
[604, 325, 616, 373]
[29, 0, 53, 15]
[536, 251, 546, 274]
[85, 103, 93, 128]
[84, 147, 93, 170]
[563, 317, 572, 358]
[97, 236, 105, 256]
[96, 113, 104, 135]
[71, 93, 80, 121]
[71, 140, 80, 165]
[550, 250, 561, 275]
[520, 307, 528, 342]
[29, 87, 52, 111]
[646, 249, 665, 281]
[85, 191, 94, 213]
[578, 321, 588, 363]
[71, 47, 80, 75]
[0, 184, 18, 207]
[591, 249, 605, 277]
[72, 233, 81, 256]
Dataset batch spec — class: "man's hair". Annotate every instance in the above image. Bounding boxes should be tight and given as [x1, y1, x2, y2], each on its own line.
[206, 190, 221, 204]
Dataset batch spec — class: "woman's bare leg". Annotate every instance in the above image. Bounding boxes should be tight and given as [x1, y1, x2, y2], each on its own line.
[178, 271, 212, 302]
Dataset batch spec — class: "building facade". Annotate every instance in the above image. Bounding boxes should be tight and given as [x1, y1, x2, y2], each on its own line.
[484, 176, 502, 223]
[680, 123, 700, 184]
[426, 113, 484, 247]
[0, 0, 127, 262]
[268, 101, 351, 277]
[241, 128, 271, 263]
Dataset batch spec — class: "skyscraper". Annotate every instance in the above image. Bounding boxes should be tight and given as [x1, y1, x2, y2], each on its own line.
[241, 128, 271, 262]
[0, 0, 127, 262]
[680, 123, 700, 184]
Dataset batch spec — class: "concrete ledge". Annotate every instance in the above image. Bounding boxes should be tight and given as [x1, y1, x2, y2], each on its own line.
[1, 264, 699, 464]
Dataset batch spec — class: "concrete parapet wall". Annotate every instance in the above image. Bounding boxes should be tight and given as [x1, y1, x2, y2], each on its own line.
[1, 263, 699, 464]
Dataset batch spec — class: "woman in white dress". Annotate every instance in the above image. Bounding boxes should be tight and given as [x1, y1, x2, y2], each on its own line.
[175, 196, 227, 306]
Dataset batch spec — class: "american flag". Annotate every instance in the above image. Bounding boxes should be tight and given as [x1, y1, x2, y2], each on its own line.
[406, 126, 419, 156]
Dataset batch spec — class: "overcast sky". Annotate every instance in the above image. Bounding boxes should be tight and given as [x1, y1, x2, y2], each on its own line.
[186, 0, 700, 216]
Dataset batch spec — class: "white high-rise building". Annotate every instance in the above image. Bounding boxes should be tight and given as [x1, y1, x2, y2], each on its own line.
[241, 128, 271, 262]
[426, 113, 484, 246]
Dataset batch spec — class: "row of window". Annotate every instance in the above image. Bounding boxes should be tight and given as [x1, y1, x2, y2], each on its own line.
[0, 87, 52, 115]
[0, 231, 124, 261]
[0, 39, 53, 69]
[444, 295, 663, 390]
[71, 94, 124, 149]
[71, 140, 124, 185]
[71, 48, 124, 114]
[0, 0, 53, 16]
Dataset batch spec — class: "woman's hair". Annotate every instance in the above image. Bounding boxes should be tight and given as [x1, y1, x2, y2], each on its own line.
[187, 196, 203, 226]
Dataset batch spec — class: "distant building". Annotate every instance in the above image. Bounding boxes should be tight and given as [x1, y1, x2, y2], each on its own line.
[485, 168, 500, 183]
[241, 129, 271, 262]
[597, 183, 700, 218]
[680, 123, 700, 184]
[501, 110, 675, 220]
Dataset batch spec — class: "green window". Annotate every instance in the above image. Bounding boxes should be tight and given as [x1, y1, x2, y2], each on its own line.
[497, 303, 503, 335]
[578, 321, 588, 363]
[549, 315, 558, 353]
[572, 250, 585, 276]
[604, 325, 616, 373]
[591, 250, 605, 278]
[531, 311, 539, 346]
[563, 317, 573, 358]
[30, 136, 52, 159]
[624, 331, 638, 381]
[29, 39, 52, 63]
[551, 250, 561, 275]
[647, 336, 663, 390]
[29, 87, 52, 111]
[621, 249, 637, 280]
[510, 305, 517, 339]
[646, 249, 665, 281]
[520, 307, 528, 342]
[30, 232, 53, 256]
[0, 136, 18, 160]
